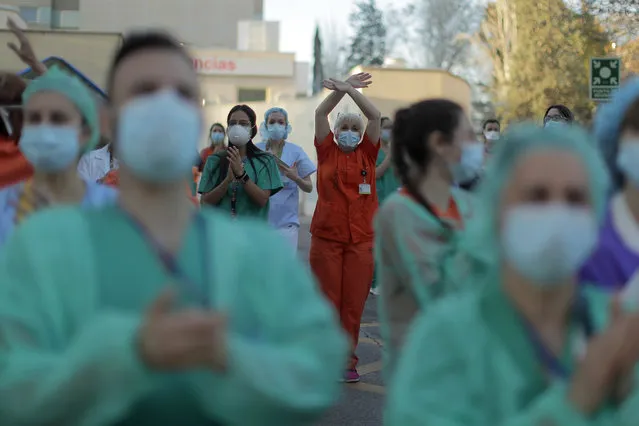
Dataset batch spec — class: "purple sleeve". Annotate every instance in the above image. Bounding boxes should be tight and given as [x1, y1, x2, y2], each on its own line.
[579, 244, 625, 291]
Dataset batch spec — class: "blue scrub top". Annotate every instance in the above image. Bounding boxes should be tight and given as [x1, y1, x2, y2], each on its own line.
[256, 141, 316, 229]
[0, 179, 117, 246]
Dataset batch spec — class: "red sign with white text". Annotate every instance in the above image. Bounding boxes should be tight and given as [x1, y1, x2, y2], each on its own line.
[193, 58, 237, 73]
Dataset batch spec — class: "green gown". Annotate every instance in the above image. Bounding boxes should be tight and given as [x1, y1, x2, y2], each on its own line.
[374, 188, 474, 379]
[385, 283, 639, 425]
[199, 152, 283, 220]
[375, 149, 400, 205]
[0, 205, 347, 426]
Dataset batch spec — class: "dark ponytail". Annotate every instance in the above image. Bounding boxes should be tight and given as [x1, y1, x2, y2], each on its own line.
[214, 104, 272, 187]
[392, 99, 464, 233]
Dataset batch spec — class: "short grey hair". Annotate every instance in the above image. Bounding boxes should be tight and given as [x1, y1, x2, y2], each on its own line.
[334, 112, 365, 132]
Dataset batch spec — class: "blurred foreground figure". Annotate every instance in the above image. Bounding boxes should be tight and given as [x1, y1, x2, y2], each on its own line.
[0, 30, 347, 426]
[581, 78, 639, 290]
[386, 124, 639, 425]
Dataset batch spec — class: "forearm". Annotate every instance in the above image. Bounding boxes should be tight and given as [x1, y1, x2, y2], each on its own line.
[315, 90, 346, 117]
[201, 180, 231, 206]
[243, 180, 270, 207]
[294, 176, 313, 193]
[0, 313, 153, 425]
[346, 87, 381, 120]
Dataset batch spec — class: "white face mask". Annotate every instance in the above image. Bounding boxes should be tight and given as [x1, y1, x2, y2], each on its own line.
[501, 204, 598, 285]
[227, 125, 251, 146]
[117, 90, 201, 183]
[616, 139, 639, 186]
[19, 125, 80, 172]
[450, 142, 484, 183]
[484, 131, 500, 141]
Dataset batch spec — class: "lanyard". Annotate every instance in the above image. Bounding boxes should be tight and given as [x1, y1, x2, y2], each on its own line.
[122, 210, 211, 307]
[521, 294, 594, 380]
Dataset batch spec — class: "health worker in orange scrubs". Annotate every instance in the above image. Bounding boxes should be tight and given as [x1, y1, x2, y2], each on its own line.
[310, 72, 381, 383]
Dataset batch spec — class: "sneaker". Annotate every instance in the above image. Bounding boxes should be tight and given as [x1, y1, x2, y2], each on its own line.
[369, 288, 380, 296]
[342, 369, 360, 383]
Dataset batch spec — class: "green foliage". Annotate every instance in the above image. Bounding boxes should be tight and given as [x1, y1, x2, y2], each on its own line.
[312, 26, 325, 95]
[477, 0, 609, 125]
[346, 0, 387, 70]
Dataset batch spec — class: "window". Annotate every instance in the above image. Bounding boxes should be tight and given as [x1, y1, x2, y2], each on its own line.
[19, 7, 38, 23]
[238, 88, 267, 103]
[52, 10, 80, 29]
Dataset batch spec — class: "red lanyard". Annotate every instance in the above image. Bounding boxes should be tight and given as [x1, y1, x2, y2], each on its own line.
[121, 209, 211, 307]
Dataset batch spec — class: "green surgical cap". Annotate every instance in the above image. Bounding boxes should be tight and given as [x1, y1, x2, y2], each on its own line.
[462, 123, 610, 272]
[22, 66, 99, 151]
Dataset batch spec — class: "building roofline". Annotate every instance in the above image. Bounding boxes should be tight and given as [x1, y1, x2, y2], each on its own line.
[354, 65, 472, 89]
[0, 28, 124, 37]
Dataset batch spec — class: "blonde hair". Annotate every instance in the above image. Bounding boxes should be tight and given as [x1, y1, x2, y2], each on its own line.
[333, 112, 365, 133]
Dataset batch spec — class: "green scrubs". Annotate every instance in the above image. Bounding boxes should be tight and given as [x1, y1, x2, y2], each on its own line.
[375, 188, 473, 379]
[198, 152, 283, 220]
[375, 149, 400, 205]
[385, 283, 639, 425]
[0, 205, 347, 426]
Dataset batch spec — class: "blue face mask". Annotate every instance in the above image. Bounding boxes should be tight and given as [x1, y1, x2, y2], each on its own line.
[210, 132, 224, 144]
[338, 131, 360, 148]
[19, 125, 80, 172]
[450, 142, 484, 183]
[616, 140, 639, 186]
[544, 119, 566, 129]
[501, 204, 597, 285]
[267, 123, 287, 141]
[381, 129, 392, 142]
[117, 90, 201, 183]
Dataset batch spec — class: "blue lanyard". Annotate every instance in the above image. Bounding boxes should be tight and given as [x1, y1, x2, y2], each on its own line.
[521, 294, 594, 380]
[122, 210, 211, 307]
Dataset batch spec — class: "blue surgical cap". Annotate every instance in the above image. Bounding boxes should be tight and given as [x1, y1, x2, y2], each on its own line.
[260, 106, 292, 141]
[462, 123, 610, 272]
[22, 66, 99, 152]
[593, 77, 639, 191]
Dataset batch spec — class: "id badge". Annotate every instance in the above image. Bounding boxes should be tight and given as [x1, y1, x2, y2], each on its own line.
[359, 183, 371, 195]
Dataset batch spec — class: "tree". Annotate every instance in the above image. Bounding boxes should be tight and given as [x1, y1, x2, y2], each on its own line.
[471, 0, 519, 112]
[581, 0, 638, 46]
[321, 18, 348, 78]
[474, 0, 609, 125]
[346, 0, 387, 70]
[312, 26, 325, 95]
[402, 0, 482, 71]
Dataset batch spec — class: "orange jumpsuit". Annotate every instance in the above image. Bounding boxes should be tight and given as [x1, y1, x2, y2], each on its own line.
[310, 131, 379, 369]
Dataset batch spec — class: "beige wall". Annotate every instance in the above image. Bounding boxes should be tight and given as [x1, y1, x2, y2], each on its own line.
[78, 0, 259, 49]
[0, 6, 26, 29]
[353, 66, 473, 112]
[192, 48, 298, 104]
[0, 29, 121, 87]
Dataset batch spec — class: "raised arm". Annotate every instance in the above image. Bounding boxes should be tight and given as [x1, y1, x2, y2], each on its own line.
[7, 18, 47, 76]
[314, 89, 346, 143]
[344, 74, 381, 143]
[325, 73, 381, 144]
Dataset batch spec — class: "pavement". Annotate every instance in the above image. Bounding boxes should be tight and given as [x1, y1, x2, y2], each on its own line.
[297, 218, 385, 426]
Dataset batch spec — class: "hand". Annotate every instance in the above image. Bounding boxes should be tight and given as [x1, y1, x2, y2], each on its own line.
[7, 18, 38, 66]
[345, 72, 373, 89]
[568, 296, 639, 414]
[322, 78, 351, 92]
[227, 146, 244, 177]
[278, 161, 299, 181]
[225, 164, 235, 183]
[137, 289, 227, 371]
